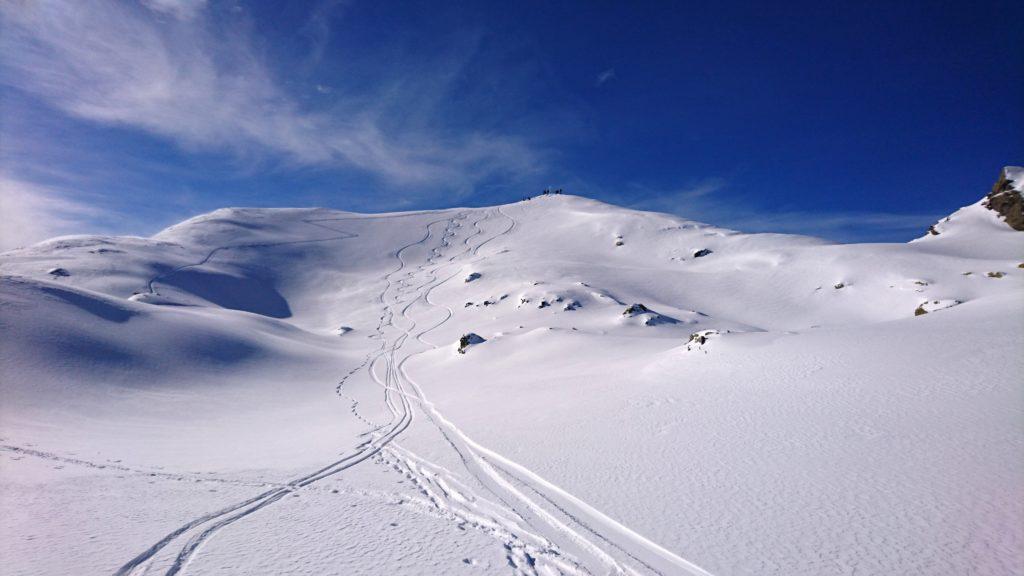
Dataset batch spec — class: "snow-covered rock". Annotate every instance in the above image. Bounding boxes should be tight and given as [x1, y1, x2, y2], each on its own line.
[984, 166, 1024, 231]
[914, 299, 962, 316]
[913, 166, 1024, 258]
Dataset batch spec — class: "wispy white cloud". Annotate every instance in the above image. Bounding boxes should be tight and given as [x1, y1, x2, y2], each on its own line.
[628, 178, 939, 242]
[0, 175, 103, 251]
[300, 0, 351, 70]
[0, 0, 538, 191]
[141, 0, 208, 21]
[596, 67, 616, 86]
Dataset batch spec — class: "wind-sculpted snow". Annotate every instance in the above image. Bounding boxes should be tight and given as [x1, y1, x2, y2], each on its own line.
[1, 192, 1021, 575]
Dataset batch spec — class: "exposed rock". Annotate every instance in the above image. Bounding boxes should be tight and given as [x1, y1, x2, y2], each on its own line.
[686, 329, 720, 351]
[987, 271, 1005, 278]
[47, 268, 70, 277]
[457, 333, 485, 354]
[915, 299, 962, 316]
[919, 167, 1022, 237]
[983, 167, 1024, 231]
[622, 303, 676, 325]
[623, 303, 649, 316]
[336, 326, 353, 335]
[693, 248, 713, 258]
[563, 300, 581, 311]
[834, 282, 845, 289]
[465, 272, 482, 283]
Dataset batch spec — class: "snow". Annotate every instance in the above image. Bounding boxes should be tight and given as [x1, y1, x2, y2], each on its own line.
[911, 166, 1024, 259]
[1, 192, 1021, 575]
[1005, 166, 1024, 187]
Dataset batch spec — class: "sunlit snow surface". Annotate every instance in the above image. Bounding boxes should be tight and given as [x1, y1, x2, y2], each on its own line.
[1, 192, 1022, 575]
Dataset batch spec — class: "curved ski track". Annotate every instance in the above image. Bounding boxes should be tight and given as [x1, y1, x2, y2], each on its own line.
[116, 205, 714, 576]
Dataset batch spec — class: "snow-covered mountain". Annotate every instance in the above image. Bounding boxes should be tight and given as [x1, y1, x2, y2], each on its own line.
[1, 169, 1022, 576]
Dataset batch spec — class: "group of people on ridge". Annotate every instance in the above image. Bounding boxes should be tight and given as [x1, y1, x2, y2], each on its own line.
[523, 188, 564, 201]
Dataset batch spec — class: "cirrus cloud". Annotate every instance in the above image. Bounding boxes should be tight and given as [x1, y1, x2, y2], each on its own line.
[0, 0, 539, 191]
[0, 174, 103, 251]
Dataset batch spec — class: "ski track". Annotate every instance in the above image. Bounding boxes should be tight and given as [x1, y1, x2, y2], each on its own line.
[149, 214, 459, 575]
[116, 215, 445, 575]
[113, 206, 713, 576]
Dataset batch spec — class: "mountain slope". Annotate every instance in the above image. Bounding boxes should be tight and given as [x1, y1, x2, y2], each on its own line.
[1, 178, 1022, 575]
[912, 165, 1024, 258]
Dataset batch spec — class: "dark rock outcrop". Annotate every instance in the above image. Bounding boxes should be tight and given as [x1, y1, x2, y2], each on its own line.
[458, 333, 485, 354]
[983, 168, 1023, 231]
[623, 303, 649, 316]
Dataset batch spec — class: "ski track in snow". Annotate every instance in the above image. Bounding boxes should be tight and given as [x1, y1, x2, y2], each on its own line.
[4, 184, 1022, 576]
[111, 206, 714, 576]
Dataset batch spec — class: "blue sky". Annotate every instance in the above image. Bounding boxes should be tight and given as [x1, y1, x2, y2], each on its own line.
[1, 0, 1021, 248]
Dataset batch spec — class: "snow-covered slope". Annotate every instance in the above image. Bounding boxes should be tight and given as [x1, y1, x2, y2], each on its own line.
[1, 175, 1022, 575]
[912, 165, 1024, 258]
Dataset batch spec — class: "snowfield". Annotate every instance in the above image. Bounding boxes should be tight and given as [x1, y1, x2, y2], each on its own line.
[1, 175, 1022, 575]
